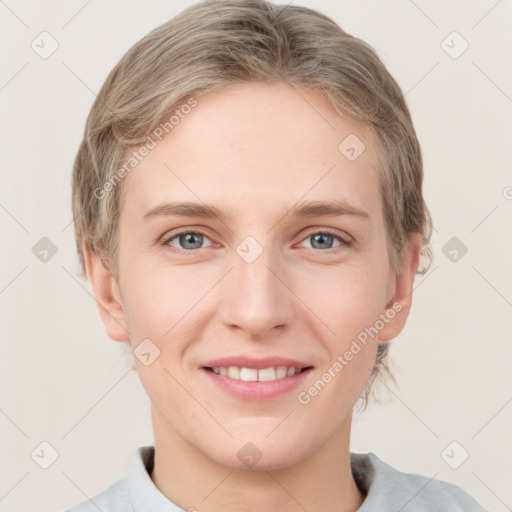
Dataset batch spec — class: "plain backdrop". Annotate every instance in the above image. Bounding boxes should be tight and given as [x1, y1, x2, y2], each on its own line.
[1, 1, 511, 511]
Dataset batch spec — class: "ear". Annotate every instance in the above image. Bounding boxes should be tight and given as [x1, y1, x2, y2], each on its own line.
[378, 233, 423, 342]
[83, 241, 130, 342]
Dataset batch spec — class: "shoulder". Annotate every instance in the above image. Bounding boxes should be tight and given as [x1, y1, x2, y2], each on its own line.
[351, 452, 486, 512]
[62, 445, 184, 511]
[62, 446, 154, 512]
[62, 478, 130, 512]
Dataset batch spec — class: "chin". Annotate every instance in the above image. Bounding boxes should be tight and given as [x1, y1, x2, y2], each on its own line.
[204, 432, 310, 472]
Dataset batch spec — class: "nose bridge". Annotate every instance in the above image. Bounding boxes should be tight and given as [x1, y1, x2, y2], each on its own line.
[221, 237, 293, 337]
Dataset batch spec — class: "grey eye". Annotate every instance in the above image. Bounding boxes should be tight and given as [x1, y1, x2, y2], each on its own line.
[302, 232, 342, 250]
[167, 232, 213, 250]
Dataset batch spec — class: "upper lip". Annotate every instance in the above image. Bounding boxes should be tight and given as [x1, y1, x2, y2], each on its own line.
[201, 356, 313, 370]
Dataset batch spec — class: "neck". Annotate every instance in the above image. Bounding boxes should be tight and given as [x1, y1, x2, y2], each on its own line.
[150, 406, 365, 512]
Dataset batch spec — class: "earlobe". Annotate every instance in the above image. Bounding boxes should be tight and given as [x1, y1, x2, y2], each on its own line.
[83, 241, 131, 342]
[378, 234, 423, 342]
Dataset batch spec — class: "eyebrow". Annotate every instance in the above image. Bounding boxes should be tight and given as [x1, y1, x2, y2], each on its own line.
[143, 200, 371, 223]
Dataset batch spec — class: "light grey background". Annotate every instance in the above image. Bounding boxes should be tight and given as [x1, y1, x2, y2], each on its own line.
[1, 1, 511, 511]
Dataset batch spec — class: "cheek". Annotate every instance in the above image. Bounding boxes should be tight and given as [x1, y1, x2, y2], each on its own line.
[294, 263, 385, 393]
[296, 262, 387, 339]
[121, 259, 203, 336]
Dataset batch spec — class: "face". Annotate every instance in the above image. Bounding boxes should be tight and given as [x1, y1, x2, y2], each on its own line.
[90, 81, 419, 470]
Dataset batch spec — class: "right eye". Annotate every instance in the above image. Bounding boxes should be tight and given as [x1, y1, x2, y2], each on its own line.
[162, 231, 214, 251]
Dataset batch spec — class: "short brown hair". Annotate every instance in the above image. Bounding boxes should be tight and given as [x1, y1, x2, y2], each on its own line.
[71, 0, 433, 407]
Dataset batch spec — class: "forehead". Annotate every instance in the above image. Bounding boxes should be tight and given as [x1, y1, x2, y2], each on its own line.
[121, 81, 383, 224]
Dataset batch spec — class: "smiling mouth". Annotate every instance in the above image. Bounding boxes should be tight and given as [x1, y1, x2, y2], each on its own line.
[203, 365, 313, 382]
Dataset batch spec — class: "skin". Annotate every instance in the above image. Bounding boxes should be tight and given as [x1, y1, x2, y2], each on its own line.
[84, 81, 422, 512]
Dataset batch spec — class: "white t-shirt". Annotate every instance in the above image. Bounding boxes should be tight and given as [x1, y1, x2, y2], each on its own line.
[64, 446, 485, 511]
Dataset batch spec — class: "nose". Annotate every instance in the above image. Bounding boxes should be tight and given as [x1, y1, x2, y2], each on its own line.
[219, 245, 295, 341]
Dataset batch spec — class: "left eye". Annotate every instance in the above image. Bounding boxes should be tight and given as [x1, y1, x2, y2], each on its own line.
[298, 231, 349, 250]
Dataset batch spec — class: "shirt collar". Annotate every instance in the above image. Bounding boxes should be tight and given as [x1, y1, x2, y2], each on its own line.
[127, 446, 184, 511]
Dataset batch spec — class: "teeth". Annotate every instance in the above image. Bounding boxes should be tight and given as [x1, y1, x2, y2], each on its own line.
[258, 367, 276, 381]
[276, 366, 288, 379]
[211, 365, 303, 382]
[239, 368, 258, 382]
[227, 366, 240, 379]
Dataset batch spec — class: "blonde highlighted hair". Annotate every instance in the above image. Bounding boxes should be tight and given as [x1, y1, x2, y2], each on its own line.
[72, 0, 433, 407]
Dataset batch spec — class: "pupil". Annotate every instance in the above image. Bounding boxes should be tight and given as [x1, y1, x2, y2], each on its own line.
[181, 233, 202, 249]
[312, 233, 332, 249]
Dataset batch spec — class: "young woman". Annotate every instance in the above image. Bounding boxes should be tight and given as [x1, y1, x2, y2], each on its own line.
[67, 1, 484, 510]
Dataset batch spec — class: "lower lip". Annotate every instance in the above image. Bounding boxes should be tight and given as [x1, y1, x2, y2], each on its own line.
[200, 368, 313, 401]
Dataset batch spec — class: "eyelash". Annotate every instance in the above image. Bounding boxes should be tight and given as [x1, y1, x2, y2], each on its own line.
[159, 228, 353, 254]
